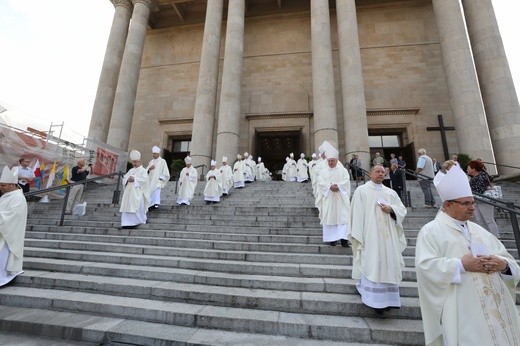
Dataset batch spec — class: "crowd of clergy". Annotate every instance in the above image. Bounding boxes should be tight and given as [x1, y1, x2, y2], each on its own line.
[309, 140, 520, 345]
[118, 148, 275, 229]
[2, 137, 520, 345]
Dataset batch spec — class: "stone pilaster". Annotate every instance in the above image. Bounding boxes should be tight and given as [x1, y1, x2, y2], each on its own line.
[336, 0, 370, 170]
[106, 0, 153, 151]
[215, 0, 245, 162]
[432, 0, 495, 169]
[462, 0, 520, 176]
[88, 0, 132, 143]
[190, 0, 224, 171]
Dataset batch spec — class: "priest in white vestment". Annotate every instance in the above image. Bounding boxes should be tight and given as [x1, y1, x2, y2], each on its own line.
[313, 147, 329, 208]
[349, 164, 407, 315]
[243, 152, 255, 183]
[204, 160, 223, 204]
[219, 157, 233, 195]
[146, 146, 170, 211]
[120, 150, 150, 229]
[315, 143, 350, 247]
[286, 153, 297, 182]
[0, 166, 27, 287]
[255, 157, 267, 182]
[233, 154, 245, 188]
[308, 153, 318, 182]
[296, 153, 309, 183]
[416, 165, 520, 346]
[281, 157, 289, 181]
[176, 156, 198, 205]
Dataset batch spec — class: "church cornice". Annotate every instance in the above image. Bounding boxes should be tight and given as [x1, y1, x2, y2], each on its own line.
[367, 108, 420, 116]
[157, 117, 193, 125]
[245, 112, 312, 120]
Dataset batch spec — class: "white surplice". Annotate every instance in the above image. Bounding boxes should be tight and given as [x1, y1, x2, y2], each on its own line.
[349, 181, 407, 309]
[120, 165, 149, 227]
[0, 189, 27, 286]
[233, 160, 245, 188]
[146, 157, 170, 207]
[316, 164, 351, 242]
[296, 158, 309, 182]
[219, 164, 233, 194]
[204, 168, 223, 202]
[416, 211, 520, 346]
[176, 166, 198, 205]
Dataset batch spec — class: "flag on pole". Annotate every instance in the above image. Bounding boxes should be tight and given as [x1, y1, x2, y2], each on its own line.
[33, 159, 41, 176]
[33, 159, 41, 189]
[40, 161, 45, 179]
[45, 162, 56, 189]
[60, 164, 69, 186]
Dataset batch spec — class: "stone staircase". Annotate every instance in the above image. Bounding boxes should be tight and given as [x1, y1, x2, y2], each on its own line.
[0, 178, 518, 345]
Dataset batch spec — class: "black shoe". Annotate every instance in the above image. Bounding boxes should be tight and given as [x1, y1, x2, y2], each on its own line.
[340, 239, 350, 248]
[121, 225, 137, 229]
[374, 308, 386, 317]
[329, 241, 337, 246]
[206, 201, 211, 205]
[153, 204, 159, 209]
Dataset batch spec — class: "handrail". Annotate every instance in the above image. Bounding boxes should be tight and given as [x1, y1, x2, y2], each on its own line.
[481, 161, 520, 172]
[24, 171, 124, 226]
[473, 193, 520, 258]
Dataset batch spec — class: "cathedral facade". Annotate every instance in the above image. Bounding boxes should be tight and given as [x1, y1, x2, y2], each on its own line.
[89, 0, 520, 177]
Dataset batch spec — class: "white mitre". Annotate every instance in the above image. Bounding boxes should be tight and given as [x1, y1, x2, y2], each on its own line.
[320, 141, 339, 159]
[152, 146, 161, 153]
[222, 156, 228, 163]
[0, 165, 18, 184]
[129, 150, 141, 161]
[210, 160, 217, 166]
[433, 165, 472, 202]
[184, 156, 192, 164]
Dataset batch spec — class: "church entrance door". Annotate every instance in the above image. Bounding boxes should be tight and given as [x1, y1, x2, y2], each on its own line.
[256, 131, 300, 180]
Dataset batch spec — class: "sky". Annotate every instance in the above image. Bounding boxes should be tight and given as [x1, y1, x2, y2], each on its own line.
[0, 0, 519, 144]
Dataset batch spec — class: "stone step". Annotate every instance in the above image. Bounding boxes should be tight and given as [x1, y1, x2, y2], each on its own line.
[22, 247, 420, 282]
[12, 270, 423, 319]
[17, 262, 520, 303]
[0, 287, 425, 345]
[0, 305, 372, 346]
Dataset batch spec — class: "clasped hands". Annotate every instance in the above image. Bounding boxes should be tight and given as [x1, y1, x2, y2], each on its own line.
[462, 254, 508, 274]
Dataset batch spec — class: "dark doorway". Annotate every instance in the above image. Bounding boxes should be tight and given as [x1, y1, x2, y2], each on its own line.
[256, 131, 300, 180]
[166, 137, 191, 180]
[368, 130, 415, 176]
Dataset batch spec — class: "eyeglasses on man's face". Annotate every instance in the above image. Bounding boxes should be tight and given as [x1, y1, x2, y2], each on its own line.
[448, 200, 476, 207]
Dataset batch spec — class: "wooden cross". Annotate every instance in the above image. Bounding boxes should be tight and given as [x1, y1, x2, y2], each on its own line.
[426, 114, 455, 161]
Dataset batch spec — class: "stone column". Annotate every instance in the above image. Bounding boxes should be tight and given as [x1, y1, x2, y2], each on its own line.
[190, 0, 224, 171]
[432, 0, 495, 169]
[88, 0, 132, 143]
[311, 0, 338, 151]
[336, 0, 370, 170]
[106, 0, 153, 151]
[215, 0, 245, 162]
[462, 0, 520, 176]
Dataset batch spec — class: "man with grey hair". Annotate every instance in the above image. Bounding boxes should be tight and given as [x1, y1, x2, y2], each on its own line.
[66, 159, 90, 214]
[415, 148, 436, 208]
[349, 164, 407, 315]
[416, 165, 520, 345]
